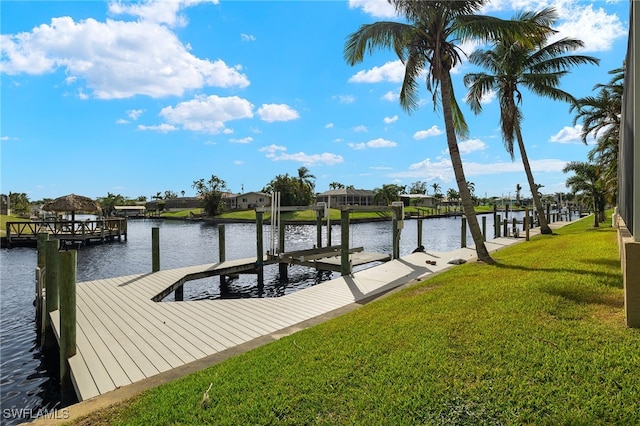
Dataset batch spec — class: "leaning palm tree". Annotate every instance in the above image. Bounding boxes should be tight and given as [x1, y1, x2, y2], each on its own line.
[345, 0, 542, 263]
[464, 8, 599, 235]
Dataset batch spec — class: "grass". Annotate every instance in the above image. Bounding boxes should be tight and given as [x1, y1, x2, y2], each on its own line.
[159, 208, 204, 218]
[70, 215, 639, 425]
[0, 214, 30, 237]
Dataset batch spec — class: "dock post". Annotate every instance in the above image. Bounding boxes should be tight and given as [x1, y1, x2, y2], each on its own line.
[58, 250, 77, 398]
[417, 219, 423, 248]
[43, 239, 60, 349]
[218, 224, 226, 286]
[256, 211, 264, 286]
[481, 216, 486, 242]
[546, 203, 551, 224]
[152, 227, 160, 273]
[525, 208, 530, 241]
[503, 219, 508, 237]
[391, 205, 401, 259]
[496, 214, 501, 238]
[461, 216, 467, 248]
[513, 217, 518, 237]
[340, 209, 350, 276]
[279, 222, 287, 279]
[36, 233, 49, 338]
[316, 212, 323, 249]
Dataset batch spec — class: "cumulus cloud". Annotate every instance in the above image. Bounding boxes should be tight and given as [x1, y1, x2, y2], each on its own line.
[257, 104, 299, 122]
[108, 0, 220, 27]
[127, 109, 144, 120]
[347, 0, 397, 18]
[259, 144, 343, 166]
[381, 90, 399, 102]
[353, 125, 368, 132]
[348, 60, 405, 83]
[241, 33, 256, 42]
[0, 14, 249, 98]
[549, 124, 594, 144]
[325, 122, 334, 129]
[442, 138, 488, 155]
[159, 95, 253, 133]
[414, 125, 443, 140]
[383, 115, 398, 124]
[348, 138, 397, 150]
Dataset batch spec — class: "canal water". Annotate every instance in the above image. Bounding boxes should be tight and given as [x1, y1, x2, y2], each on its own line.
[0, 212, 524, 424]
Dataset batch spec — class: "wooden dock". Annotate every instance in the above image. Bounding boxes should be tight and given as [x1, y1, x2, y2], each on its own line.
[4, 219, 127, 248]
[49, 252, 422, 401]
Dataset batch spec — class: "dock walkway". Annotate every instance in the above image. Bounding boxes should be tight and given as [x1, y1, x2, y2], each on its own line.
[50, 221, 570, 402]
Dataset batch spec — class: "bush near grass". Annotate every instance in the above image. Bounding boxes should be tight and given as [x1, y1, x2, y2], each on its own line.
[72, 215, 639, 425]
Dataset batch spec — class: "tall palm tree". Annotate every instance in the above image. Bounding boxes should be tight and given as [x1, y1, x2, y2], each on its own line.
[464, 8, 599, 235]
[345, 1, 541, 262]
[515, 183, 522, 206]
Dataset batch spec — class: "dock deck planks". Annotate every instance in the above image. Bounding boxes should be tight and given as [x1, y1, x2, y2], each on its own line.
[49, 227, 564, 402]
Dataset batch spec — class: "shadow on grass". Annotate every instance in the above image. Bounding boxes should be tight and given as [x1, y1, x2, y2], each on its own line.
[542, 286, 624, 309]
[493, 261, 622, 289]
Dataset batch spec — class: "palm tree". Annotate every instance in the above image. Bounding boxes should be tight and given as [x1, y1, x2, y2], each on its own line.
[296, 167, 316, 205]
[464, 8, 599, 235]
[571, 65, 623, 203]
[515, 183, 522, 206]
[345, 1, 542, 262]
[563, 161, 604, 227]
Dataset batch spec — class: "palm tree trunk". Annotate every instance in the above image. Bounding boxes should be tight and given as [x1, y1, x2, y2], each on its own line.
[441, 73, 493, 263]
[515, 127, 552, 234]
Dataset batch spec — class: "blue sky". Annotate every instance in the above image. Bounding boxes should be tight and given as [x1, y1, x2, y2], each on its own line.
[1, 0, 629, 201]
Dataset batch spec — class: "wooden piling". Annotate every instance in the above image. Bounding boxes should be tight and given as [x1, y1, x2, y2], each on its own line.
[417, 219, 423, 247]
[525, 208, 530, 241]
[391, 206, 400, 259]
[218, 224, 225, 286]
[503, 219, 508, 237]
[36, 233, 48, 339]
[340, 209, 350, 276]
[152, 227, 160, 273]
[461, 216, 467, 248]
[58, 250, 77, 394]
[481, 216, 486, 242]
[496, 214, 501, 237]
[44, 239, 60, 339]
[279, 222, 287, 279]
[256, 211, 264, 286]
[316, 214, 323, 249]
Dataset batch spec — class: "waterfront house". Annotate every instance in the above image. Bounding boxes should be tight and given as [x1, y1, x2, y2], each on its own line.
[231, 192, 272, 210]
[316, 188, 378, 207]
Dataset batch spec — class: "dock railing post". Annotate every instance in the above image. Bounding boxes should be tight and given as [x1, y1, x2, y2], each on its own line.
[340, 208, 350, 276]
[316, 209, 323, 249]
[256, 211, 264, 286]
[496, 214, 502, 238]
[461, 216, 467, 248]
[152, 227, 160, 273]
[43, 239, 60, 349]
[59, 250, 77, 397]
[503, 218, 508, 237]
[417, 219, 423, 248]
[218, 224, 226, 286]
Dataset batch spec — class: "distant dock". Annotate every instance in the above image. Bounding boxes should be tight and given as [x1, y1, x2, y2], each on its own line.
[3, 218, 127, 248]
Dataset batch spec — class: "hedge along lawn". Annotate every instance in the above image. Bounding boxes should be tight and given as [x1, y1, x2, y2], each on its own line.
[72, 215, 640, 426]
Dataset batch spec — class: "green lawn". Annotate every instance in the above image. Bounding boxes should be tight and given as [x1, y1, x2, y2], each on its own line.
[0, 214, 31, 237]
[71, 215, 639, 425]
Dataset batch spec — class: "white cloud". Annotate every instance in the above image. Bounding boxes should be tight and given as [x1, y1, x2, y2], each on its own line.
[442, 138, 487, 155]
[115, 118, 129, 124]
[241, 33, 256, 42]
[414, 125, 443, 140]
[348, 60, 405, 83]
[348, 138, 397, 150]
[259, 144, 343, 166]
[0, 15, 249, 99]
[160, 95, 253, 133]
[137, 123, 177, 133]
[549, 124, 591, 144]
[389, 156, 569, 181]
[381, 90, 399, 102]
[108, 0, 219, 27]
[127, 109, 144, 120]
[347, 0, 397, 18]
[333, 94, 355, 104]
[353, 125, 368, 132]
[383, 115, 398, 124]
[325, 122, 334, 129]
[233, 160, 244, 165]
[229, 136, 253, 144]
[257, 104, 300, 122]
